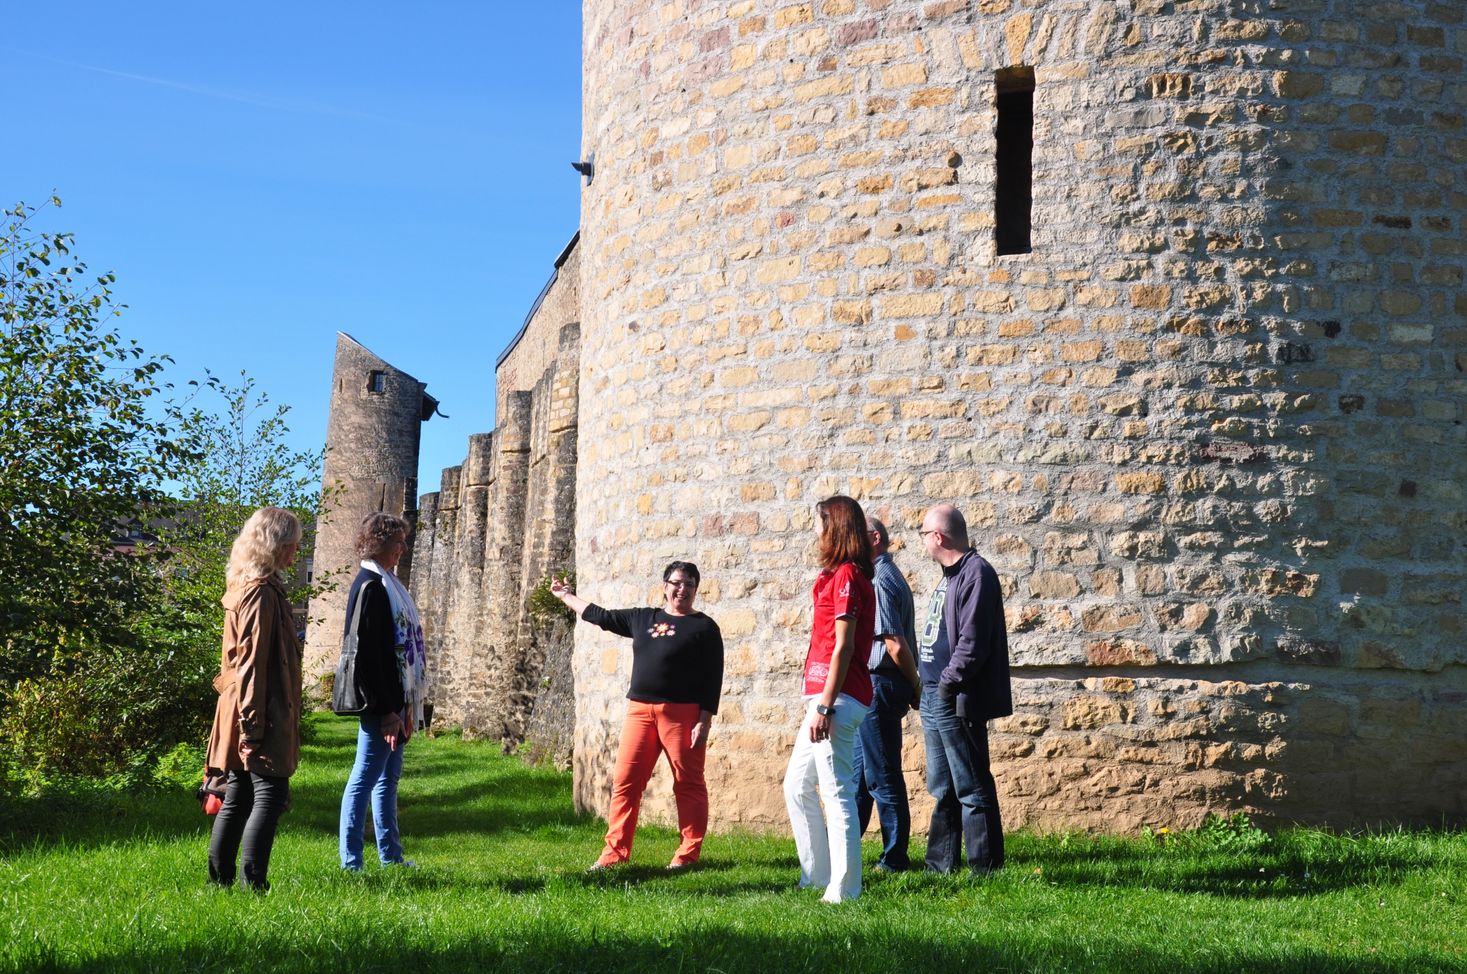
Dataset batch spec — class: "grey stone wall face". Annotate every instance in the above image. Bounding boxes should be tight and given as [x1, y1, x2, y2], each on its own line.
[573, 0, 1467, 832]
[304, 334, 433, 690]
[498, 244, 582, 419]
[417, 465, 463, 720]
[410, 268, 582, 756]
[508, 324, 582, 765]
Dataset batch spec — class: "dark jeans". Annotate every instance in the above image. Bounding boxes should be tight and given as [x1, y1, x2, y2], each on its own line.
[208, 770, 290, 890]
[920, 690, 1004, 873]
[853, 671, 914, 870]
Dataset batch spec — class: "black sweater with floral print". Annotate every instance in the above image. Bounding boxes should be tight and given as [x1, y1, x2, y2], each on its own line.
[582, 605, 724, 714]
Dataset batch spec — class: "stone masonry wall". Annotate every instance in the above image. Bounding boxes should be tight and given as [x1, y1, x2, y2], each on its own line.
[411, 256, 581, 755]
[573, 0, 1466, 833]
[497, 239, 582, 418]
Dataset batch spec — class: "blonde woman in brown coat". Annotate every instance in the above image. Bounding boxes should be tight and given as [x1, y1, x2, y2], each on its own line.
[206, 506, 303, 891]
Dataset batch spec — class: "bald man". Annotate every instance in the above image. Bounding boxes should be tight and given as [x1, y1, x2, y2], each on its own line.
[915, 504, 1012, 873]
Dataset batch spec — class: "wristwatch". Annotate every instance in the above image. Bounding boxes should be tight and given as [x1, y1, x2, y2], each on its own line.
[815, 703, 835, 716]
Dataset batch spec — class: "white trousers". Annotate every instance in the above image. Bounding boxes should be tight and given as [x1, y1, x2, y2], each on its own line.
[782, 694, 870, 903]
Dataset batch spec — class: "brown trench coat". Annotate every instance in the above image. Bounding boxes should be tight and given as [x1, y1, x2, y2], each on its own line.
[206, 575, 303, 778]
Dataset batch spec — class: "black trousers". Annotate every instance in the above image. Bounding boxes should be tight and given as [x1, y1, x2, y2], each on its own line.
[208, 770, 290, 890]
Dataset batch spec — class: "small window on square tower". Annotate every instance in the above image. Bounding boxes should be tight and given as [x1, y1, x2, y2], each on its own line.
[368, 370, 386, 394]
[995, 66, 1035, 256]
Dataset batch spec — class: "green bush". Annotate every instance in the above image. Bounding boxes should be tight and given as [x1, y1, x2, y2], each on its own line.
[0, 637, 215, 793]
[1144, 812, 1272, 855]
[526, 571, 575, 626]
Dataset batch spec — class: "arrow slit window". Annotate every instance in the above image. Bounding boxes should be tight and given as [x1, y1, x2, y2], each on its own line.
[995, 67, 1035, 256]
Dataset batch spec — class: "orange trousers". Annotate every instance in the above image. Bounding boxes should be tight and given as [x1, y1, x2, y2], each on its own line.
[598, 701, 708, 866]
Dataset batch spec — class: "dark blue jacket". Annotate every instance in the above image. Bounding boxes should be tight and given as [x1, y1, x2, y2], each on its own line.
[938, 550, 1013, 720]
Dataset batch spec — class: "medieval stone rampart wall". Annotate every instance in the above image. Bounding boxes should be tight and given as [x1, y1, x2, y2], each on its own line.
[411, 254, 582, 754]
[497, 239, 582, 415]
[573, 0, 1466, 832]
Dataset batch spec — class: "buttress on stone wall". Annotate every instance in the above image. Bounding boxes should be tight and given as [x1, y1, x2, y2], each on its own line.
[412, 241, 582, 760]
[568, 0, 1467, 834]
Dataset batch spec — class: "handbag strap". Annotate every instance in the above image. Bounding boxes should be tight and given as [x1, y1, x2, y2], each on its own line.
[340, 581, 370, 660]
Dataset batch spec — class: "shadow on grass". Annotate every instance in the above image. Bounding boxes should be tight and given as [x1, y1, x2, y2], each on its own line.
[1013, 832, 1440, 899]
[22, 924, 1457, 974]
[285, 763, 587, 840]
[0, 719, 582, 853]
[324, 859, 795, 898]
[0, 785, 208, 854]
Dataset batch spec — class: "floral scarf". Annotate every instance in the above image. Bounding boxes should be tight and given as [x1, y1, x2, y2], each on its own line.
[361, 559, 428, 728]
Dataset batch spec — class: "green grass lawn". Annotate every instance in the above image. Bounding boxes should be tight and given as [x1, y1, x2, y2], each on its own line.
[3, 716, 1463, 973]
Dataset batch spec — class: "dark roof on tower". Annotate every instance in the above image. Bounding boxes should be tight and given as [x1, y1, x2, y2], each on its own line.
[335, 332, 440, 420]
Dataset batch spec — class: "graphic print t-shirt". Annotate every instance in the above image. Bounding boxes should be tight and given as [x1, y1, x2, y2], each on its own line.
[581, 605, 724, 714]
[917, 575, 952, 689]
[801, 562, 875, 707]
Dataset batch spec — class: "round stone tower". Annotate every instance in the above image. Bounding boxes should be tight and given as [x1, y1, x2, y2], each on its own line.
[304, 332, 437, 689]
[574, 0, 1466, 832]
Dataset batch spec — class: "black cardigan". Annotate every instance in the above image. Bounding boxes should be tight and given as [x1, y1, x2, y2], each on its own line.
[343, 567, 406, 716]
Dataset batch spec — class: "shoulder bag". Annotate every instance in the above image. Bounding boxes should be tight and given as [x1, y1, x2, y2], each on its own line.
[331, 585, 374, 716]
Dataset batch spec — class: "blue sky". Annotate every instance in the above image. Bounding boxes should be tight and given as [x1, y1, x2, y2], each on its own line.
[5, 2, 584, 490]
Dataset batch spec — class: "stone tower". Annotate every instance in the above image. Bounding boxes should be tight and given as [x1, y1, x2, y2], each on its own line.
[572, 0, 1466, 832]
[304, 332, 437, 688]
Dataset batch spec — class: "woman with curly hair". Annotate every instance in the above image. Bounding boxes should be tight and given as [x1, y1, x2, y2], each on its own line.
[783, 495, 877, 903]
[338, 512, 427, 870]
[206, 506, 304, 891]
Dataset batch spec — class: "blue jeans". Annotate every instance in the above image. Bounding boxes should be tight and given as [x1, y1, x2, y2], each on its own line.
[853, 671, 914, 870]
[339, 714, 407, 869]
[920, 690, 1004, 873]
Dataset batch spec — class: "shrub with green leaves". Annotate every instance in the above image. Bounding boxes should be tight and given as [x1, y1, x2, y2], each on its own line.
[526, 572, 576, 626]
[1195, 811, 1272, 853]
[1, 640, 214, 789]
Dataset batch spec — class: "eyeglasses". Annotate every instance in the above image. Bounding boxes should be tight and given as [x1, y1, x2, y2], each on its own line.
[919, 529, 939, 538]
[665, 579, 696, 590]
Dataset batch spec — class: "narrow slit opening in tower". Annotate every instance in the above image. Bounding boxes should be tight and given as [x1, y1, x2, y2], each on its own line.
[995, 67, 1034, 256]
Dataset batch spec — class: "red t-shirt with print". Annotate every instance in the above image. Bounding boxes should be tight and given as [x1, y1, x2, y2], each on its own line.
[801, 562, 875, 707]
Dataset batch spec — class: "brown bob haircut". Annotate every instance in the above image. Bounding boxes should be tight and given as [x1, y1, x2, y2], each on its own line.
[356, 511, 411, 560]
[816, 495, 874, 578]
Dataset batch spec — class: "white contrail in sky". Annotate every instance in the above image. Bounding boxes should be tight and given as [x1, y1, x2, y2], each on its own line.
[4, 46, 403, 125]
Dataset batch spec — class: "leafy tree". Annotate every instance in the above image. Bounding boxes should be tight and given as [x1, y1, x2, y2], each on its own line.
[0, 199, 189, 689]
[0, 202, 332, 788]
[1, 371, 333, 787]
[149, 370, 331, 653]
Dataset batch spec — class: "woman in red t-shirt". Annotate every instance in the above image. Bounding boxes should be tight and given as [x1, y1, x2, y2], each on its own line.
[782, 494, 877, 903]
